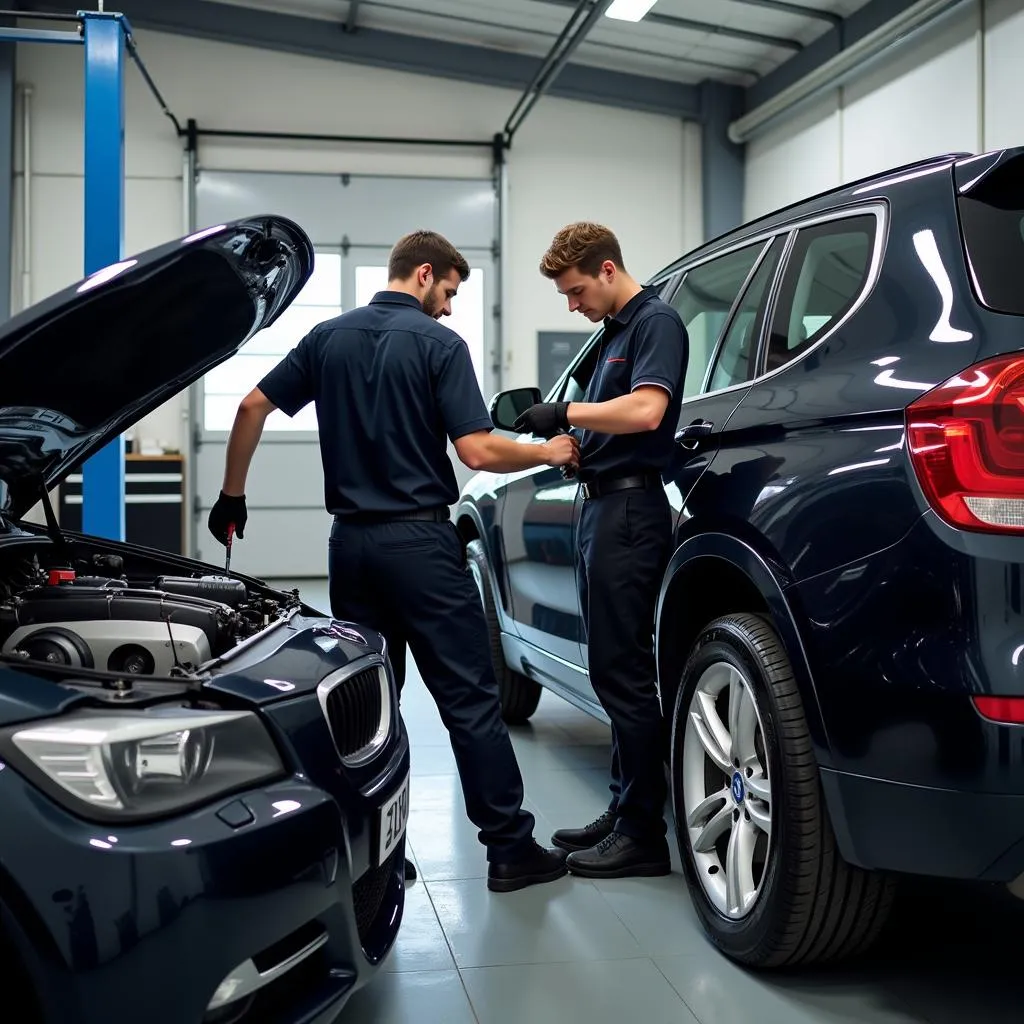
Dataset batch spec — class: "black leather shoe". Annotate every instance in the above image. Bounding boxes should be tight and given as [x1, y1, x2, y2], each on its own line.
[404, 858, 417, 883]
[487, 840, 568, 893]
[566, 832, 671, 879]
[551, 809, 616, 853]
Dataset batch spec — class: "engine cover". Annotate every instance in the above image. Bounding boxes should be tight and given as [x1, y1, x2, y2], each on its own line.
[0, 584, 236, 674]
[2, 620, 212, 675]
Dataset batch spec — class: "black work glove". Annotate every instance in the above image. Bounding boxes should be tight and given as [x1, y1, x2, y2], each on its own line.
[208, 491, 247, 546]
[512, 401, 570, 438]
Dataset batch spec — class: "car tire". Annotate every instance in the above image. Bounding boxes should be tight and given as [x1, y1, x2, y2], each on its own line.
[466, 538, 542, 724]
[670, 612, 895, 968]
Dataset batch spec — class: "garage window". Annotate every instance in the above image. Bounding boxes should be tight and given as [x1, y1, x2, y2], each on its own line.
[355, 264, 488, 392]
[763, 216, 876, 374]
[202, 251, 342, 432]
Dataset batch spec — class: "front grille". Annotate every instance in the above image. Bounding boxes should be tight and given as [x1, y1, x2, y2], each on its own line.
[319, 663, 390, 764]
[353, 846, 401, 944]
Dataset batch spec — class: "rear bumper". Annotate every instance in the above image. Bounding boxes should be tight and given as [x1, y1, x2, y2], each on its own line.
[821, 767, 1024, 882]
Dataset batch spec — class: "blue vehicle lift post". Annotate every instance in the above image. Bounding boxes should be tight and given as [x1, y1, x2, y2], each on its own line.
[81, 10, 126, 541]
[0, 8, 144, 540]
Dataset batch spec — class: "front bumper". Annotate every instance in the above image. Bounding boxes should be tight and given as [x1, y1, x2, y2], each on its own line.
[0, 738, 410, 1024]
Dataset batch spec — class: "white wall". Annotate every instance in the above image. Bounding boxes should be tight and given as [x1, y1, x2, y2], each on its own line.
[12, 24, 694, 454]
[744, 0, 1022, 222]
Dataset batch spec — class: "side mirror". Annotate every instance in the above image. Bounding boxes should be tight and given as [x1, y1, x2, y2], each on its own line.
[489, 387, 542, 432]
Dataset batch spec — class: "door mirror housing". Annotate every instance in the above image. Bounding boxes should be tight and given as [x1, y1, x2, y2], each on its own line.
[489, 387, 542, 432]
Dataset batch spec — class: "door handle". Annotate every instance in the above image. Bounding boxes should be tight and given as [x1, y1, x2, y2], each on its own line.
[675, 420, 714, 450]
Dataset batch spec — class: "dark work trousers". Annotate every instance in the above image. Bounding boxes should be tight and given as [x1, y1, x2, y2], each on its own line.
[576, 485, 672, 841]
[327, 516, 536, 863]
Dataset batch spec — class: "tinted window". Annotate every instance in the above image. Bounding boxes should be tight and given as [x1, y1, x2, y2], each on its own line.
[707, 237, 785, 393]
[959, 158, 1024, 314]
[556, 335, 601, 402]
[669, 242, 766, 399]
[764, 216, 875, 374]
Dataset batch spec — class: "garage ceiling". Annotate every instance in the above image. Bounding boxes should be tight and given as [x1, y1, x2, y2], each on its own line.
[15, 0, 900, 123]
[204, 0, 872, 88]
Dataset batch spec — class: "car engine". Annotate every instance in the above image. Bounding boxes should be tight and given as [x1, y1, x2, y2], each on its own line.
[0, 553, 297, 678]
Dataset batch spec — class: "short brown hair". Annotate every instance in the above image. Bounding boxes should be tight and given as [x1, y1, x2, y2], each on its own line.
[388, 230, 470, 283]
[540, 222, 625, 279]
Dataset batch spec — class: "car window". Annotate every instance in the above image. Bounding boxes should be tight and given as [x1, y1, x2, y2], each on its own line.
[706, 237, 785, 393]
[763, 215, 876, 374]
[555, 336, 601, 402]
[668, 242, 767, 400]
[957, 154, 1024, 314]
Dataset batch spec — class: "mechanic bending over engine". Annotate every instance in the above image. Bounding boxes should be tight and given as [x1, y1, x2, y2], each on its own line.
[206, 230, 579, 894]
[513, 222, 688, 879]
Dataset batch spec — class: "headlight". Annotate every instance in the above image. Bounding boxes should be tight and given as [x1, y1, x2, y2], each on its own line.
[0, 708, 285, 822]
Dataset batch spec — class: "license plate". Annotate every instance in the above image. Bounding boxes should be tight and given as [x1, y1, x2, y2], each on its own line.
[376, 772, 410, 866]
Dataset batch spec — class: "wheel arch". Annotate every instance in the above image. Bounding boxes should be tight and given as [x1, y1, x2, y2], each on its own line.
[656, 530, 833, 767]
[455, 501, 512, 616]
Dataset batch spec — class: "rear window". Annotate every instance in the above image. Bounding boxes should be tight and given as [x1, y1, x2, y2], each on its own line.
[958, 161, 1024, 315]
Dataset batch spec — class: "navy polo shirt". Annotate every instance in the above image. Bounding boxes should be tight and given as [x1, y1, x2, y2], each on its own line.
[257, 290, 493, 518]
[575, 286, 688, 483]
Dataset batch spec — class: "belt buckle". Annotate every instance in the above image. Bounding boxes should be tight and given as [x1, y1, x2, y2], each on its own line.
[581, 482, 593, 500]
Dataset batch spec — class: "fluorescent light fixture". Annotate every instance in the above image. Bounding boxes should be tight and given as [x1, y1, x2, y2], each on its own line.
[605, 0, 658, 22]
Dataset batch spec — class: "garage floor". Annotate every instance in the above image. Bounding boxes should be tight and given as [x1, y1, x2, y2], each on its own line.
[285, 581, 1022, 1024]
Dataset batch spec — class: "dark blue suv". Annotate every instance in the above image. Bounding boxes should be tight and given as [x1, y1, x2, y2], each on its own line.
[0, 217, 409, 1022]
[458, 146, 1024, 969]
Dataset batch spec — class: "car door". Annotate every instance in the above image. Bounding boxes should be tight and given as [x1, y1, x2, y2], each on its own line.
[498, 273, 682, 698]
[496, 332, 598, 678]
[660, 236, 789, 523]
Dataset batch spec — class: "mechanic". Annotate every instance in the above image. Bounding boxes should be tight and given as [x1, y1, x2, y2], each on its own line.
[206, 230, 578, 894]
[513, 221, 687, 878]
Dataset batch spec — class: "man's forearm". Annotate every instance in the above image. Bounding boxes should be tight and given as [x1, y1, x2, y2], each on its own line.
[469, 435, 562, 473]
[567, 389, 668, 434]
[222, 405, 269, 495]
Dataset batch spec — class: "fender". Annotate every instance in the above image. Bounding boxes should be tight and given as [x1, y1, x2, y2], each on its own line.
[454, 498, 513, 619]
[657, 530, 834, 768]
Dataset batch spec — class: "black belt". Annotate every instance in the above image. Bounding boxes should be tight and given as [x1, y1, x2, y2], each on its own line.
[339, 506, 450, 525]
[580, 472, 661, 500]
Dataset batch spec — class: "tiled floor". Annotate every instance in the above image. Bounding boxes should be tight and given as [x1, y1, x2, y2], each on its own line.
[284, 580, 1024, 1024]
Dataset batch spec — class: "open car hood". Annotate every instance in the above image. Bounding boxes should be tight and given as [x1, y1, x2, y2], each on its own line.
[0, 215, 313, 520]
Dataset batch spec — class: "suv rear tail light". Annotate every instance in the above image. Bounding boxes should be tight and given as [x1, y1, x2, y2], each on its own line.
[906, 354, 1024, 532]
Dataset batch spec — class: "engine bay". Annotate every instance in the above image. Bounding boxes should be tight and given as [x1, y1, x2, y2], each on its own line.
[0, 546, 301, 690]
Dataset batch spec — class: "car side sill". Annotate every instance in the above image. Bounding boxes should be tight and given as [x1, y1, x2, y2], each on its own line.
[499, 632, 609, 723]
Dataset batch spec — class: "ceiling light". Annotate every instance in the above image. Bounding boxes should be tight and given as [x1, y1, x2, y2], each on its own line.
[604, 0, 658, 22]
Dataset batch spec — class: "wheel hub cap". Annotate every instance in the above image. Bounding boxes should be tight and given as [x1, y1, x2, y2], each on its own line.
[678, 661, 773, 921]
[730, 770, 745, 804]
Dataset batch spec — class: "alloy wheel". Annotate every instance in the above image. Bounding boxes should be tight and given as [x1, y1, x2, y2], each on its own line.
[681, 660, 772, 920]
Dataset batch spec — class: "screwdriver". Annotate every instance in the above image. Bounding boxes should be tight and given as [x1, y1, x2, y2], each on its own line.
[225, 522, 235, 574]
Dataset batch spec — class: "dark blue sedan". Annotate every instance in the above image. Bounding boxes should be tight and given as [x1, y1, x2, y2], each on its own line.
[0, 216, 409, 1022]
[458, 146, 1024, 969]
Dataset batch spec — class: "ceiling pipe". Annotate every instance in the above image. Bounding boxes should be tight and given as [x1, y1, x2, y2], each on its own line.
[503, 0, 613, 146]
[728, 0, 970, 145]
